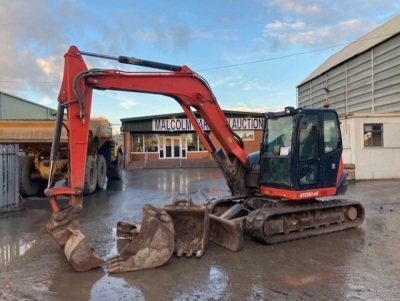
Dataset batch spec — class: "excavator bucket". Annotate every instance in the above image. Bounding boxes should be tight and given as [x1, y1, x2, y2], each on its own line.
[107, 204, 175, 273]
[162, 198, 209, 257]
[209, 214, 244, 252]
[206, 200, 247, 252]
[45, 208, 104, 272]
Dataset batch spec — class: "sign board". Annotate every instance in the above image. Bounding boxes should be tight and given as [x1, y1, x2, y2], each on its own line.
[152, 117, 264, 132]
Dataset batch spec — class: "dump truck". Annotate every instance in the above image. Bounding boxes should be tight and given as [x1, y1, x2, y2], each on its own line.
[0, 117, 124, 197]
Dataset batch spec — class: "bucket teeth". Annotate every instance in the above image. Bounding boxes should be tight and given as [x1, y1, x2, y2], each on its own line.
[162, 198, 209, 258]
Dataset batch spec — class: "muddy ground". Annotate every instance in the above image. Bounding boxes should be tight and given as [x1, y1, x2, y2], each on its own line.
[1, 168, 400, 301]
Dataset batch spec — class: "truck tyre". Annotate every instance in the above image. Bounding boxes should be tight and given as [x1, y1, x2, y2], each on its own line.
[96, 154, 107, 190]
[19, 156, 40, 197]
[107, 152, 124, 180]
[84, 155, 97, 195]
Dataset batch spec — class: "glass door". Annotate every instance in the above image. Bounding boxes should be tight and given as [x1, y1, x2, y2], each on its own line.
[160, 136, 186, 159]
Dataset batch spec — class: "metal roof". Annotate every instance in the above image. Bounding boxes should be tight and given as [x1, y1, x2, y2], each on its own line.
[298, 15, 400, 86]
[0, 90, 57, 119]
[120, 110, 263, 122]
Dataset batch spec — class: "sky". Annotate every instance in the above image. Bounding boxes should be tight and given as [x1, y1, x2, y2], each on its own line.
[0, 1, 399, 130]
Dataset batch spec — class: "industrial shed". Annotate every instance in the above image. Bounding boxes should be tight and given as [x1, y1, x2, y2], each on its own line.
[0, 91, 56, 119]
[297, 16, 400, 180]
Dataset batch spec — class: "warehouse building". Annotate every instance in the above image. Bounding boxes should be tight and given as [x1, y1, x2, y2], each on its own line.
[0, 91, 56, 119]
[121, 110, 264, 168]
[297, 15, 400, 179]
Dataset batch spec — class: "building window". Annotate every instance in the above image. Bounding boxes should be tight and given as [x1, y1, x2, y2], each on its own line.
[144, 134, 158, 152]
[364, 124, 383, 147]
[131, 135, 144, 152]
[235, 130, 254, 141]
[187, 133, 206, 151]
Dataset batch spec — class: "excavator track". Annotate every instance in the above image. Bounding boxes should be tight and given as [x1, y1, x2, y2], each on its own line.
[245, 198, 365, 244]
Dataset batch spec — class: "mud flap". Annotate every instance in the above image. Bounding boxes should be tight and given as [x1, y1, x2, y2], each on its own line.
[162, 198, 209, 257]
[107, 204, 175, 273]
[45, 208, 104, 272]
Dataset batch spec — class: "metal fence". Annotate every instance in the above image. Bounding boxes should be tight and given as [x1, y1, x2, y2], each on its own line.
[0, 144, 19, 213]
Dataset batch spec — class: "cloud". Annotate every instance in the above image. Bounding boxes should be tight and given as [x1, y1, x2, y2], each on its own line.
[210, 75, 244, 88]
[0, 1, 74, 102]
[269, 0, 320, 14]
[261, 0, 400, 50]
[119, 99, 137, 109]
[228, 102, 283, 113]
[263, 17, 380, 49]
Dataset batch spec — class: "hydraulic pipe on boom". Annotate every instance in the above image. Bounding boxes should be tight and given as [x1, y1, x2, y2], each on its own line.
[79, 50, 183, 72]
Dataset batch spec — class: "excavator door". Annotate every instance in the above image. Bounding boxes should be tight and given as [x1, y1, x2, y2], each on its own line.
[259, 107, 345, 199]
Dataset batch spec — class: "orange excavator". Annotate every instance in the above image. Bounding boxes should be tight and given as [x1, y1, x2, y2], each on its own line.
[45, 46, 364, 273]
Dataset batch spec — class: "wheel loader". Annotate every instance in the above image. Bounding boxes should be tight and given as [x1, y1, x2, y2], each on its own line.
[44, 46, 364, 273]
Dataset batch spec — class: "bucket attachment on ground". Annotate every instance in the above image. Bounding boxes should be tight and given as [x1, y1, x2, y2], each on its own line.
[209, 214, 244, 252]
[45, 207, 104, 272]
[162, 198, 209, 258]
[116, 220, 141, 239]
[206, 200, 248, 252]
[107, 204, 175, 273]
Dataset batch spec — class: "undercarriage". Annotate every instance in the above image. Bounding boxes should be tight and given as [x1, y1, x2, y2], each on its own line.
[207, 196, 365, 245]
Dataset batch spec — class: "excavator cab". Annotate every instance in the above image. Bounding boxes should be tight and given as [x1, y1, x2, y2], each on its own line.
[260, 106, 346, 200]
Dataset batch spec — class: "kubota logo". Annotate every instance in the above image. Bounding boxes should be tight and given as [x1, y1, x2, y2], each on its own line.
[299, 191, 320, 198]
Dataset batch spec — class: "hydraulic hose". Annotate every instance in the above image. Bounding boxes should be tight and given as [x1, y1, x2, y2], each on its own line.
[47, 104, 65, 189]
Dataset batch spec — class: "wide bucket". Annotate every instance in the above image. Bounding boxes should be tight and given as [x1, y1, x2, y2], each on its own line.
[162, 198, 209, 257]
[108, 204, 175, 273]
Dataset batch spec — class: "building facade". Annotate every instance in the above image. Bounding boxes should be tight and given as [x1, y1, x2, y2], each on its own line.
[121, 111, 264, 168]
[297, 16, 400, 179]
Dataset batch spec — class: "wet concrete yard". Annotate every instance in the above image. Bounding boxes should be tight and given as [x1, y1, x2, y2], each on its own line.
[1, 168, 400, 300]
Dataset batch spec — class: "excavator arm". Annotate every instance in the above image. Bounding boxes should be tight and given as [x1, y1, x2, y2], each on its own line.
[51, 46, 249, 201]
[45, 46, 249, 271]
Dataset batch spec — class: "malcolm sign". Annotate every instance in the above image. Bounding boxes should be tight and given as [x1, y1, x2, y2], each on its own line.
[152, 117, 264, 132]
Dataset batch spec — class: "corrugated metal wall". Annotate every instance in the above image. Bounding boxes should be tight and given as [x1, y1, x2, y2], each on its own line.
[298, 35, 400, 116]
[0, 92, 56, 119]
[0, 144, 19, 213]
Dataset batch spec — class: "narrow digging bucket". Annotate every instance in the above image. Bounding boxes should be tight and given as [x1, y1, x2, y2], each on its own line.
[162, 198, 209, 258]
[64, 229, 105, 272]
[108, 204, 175, 273]
[206, 202, 247, 252]
[46, 209, 104, 272]
[209, 214, 244, 252]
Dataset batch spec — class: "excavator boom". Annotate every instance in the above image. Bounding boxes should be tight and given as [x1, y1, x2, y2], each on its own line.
[45, 46, 249, 272]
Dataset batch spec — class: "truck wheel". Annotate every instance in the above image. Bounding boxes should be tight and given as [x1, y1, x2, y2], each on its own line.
[107, 152, 124, 180]
[96, 154, 107, 190]
[84, 155, 97, 195]
[19, 156, 40, 197]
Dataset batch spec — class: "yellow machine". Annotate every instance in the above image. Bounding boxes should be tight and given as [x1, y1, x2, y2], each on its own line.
[0, 117, 123, 196]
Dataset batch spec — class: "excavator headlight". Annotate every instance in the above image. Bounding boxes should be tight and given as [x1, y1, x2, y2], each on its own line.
[284, 106, 294, 115]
